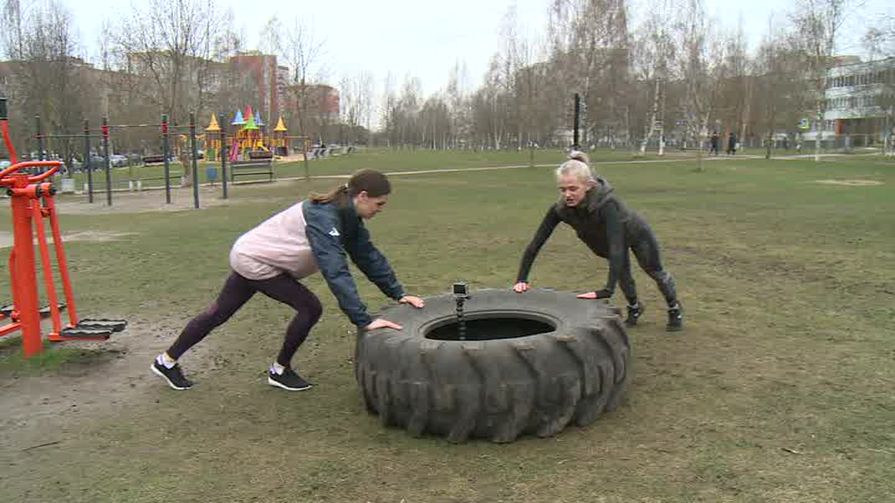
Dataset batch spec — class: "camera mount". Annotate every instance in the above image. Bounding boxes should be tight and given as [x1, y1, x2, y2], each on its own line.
[453, 282, 470, 340]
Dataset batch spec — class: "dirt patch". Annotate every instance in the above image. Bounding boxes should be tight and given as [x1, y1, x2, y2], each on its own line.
[63, 230, 134, 242]
[52, 183, 286, 215]
[0, 325, 159, 449]
[0, 230, 135, 249]
[0, 316, 215, 452]
[812, 179, 883, 186]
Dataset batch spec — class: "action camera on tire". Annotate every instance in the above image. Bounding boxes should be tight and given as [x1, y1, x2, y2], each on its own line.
[452, 282, 470, 299]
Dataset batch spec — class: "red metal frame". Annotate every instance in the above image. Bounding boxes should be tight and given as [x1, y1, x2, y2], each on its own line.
[1, 118, 109, 355]
[1, 162, 60, 356]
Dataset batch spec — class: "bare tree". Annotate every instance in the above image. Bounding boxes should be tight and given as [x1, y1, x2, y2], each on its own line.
[474, 56, 510, 149]
[1, 0, 24, 60]
[756, 32, 787, 158]
[863, 16, 895, 55]
[548, 0, 631, 148]
[380, 72, 397, 147]
[396, 76, 422, 147]
[719, 24, 751, 145]
[112, 0, 222, 126]
[0, 1, 96, 162]
[209, 14, 260, 121]
[863, 16, 895, 154]
[791, 0, 848, 161]
[418, 94, 451, 149]
[112, 0, 229, 185]
[338, 71, 375, 145]
[445, 61, 472, 149]
[674, 0, 729, 171]
[277, 17, 324, 142]
[632, 0, 676, 155]
[259, 17, 282, 57]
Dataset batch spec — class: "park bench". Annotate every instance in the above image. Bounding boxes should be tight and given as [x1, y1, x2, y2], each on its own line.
[230, 159, 274, 183]
[135, 162, 184, 189]
[141, 154, 166, 165]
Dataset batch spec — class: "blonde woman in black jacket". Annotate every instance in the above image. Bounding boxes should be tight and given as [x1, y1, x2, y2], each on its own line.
[514, 152, 683, 331]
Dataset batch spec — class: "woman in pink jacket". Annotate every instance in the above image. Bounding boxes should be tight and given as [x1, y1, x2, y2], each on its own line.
[152, 169, 424, 392]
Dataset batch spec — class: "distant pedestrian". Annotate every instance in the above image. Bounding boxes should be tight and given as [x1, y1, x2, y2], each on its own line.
[727, 132, 737, 155]
[709, 131, 720, 155]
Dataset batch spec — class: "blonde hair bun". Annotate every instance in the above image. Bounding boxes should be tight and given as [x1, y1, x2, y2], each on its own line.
[568, 150, 589, 164]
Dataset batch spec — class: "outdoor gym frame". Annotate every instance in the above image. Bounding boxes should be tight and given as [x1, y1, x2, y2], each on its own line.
[22, 110, 322, 210]
[1, 98, 127, 358]
[33, 112, 235, 209]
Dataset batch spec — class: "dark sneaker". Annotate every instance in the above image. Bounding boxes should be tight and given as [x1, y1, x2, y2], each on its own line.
[625, 302, 644, 327]
[151, 361, 193, 390]
[666, 303, 684, 332]
[267, 368, 313, 391]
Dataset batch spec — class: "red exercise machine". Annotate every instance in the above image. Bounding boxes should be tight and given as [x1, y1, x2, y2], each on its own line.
[0, 98, 125, 358]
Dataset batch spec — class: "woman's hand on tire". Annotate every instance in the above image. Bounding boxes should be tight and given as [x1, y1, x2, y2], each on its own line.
[576, 289, 612, 300]
[399, 295, 425, 308]
[513, 281, 530, 293]
[364, 318, 403, 331]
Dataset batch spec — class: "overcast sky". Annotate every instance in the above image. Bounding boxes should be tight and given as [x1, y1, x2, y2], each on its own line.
[63, 0, 893, 96]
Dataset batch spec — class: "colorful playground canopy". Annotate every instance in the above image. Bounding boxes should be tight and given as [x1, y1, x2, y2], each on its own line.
[244, 112, 258, 131]
[273, 117, 287, 132]
[205, 114, 221, 132]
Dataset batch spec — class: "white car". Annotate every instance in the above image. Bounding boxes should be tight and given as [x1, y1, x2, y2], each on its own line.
[110, 154, 129, 167]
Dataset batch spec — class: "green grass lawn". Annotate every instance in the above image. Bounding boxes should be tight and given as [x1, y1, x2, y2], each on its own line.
[1, 149, 893, 501]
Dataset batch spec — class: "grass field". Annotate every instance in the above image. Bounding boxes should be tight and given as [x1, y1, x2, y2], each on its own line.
[1, 149, 893, 502]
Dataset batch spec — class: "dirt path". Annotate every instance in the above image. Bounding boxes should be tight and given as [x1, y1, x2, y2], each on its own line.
[49, 183, 273, 215]
[0, 316, 217, 452]
[812, 179, 884, 186]
[0, 230, 135, 249]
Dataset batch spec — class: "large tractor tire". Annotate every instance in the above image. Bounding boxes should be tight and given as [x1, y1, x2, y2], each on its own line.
[354, 289, 631, 443]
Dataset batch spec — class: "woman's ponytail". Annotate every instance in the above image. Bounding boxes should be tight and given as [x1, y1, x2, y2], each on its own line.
[309, 169, 391, 205]
[568, 150, 589, 164]
[309, 183, 350, 205]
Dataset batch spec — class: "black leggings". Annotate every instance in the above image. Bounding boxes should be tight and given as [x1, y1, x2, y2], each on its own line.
[167, 272, 323, 367]
[617, 228, 678, 308]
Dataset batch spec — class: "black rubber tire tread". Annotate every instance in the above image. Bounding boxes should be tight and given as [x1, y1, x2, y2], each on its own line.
[354, 288, 631, 443]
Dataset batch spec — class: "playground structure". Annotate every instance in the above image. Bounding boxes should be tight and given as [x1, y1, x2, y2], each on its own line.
[204, 114, 221, 160]
[272, 116, 288, 156]
[202, 109, 296, 161]
[226, 106, 283, 162]
[1, 98, 126, 358]
[27, 105, 319, 208]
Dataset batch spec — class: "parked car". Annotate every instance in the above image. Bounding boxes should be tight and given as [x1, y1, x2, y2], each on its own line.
[110, 154, 128, 167]
[92, 155, 106, 165]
